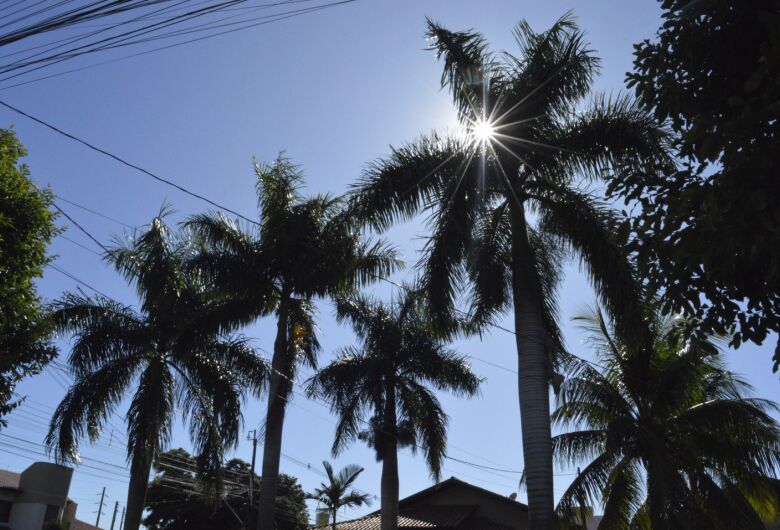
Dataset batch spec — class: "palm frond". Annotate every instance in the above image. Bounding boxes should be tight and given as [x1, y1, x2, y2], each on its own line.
[51, 293, 146, 375]
[46, 354, 143, 462]
[126, 356, 174, 463]
[425, 18, 495, 122]
[532, 183, 648, 350]
[351, 133, 471, 231]
[533, 93, 671, 184]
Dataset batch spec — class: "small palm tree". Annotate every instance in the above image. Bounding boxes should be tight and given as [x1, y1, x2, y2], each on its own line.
[308, 461, 371, 530]
[185, 156, 400, 530]
[553, 305, 780, 530]
[46, 215, 268, 530]
[307, 288, 481, 530]
[350, 15, 670, 529]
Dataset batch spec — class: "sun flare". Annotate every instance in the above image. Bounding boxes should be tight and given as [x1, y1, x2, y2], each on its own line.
[471, 119, 496, 143]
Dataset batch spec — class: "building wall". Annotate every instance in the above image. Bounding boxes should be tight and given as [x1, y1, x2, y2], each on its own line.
[8, 502, 47, 530]
[411, 482, 528, 530]
[7, 463, 73, 530]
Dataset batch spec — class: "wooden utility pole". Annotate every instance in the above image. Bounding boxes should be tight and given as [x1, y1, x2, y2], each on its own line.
[109, 501, 119, 530]
[95, 487, 106, 527]
[247, 429, 258, 505]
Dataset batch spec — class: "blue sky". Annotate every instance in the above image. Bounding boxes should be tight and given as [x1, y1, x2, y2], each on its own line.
[1, 0, 778, 526]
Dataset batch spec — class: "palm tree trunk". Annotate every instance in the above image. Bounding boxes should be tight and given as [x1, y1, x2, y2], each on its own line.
[256, 293, 292, 530]
[332, 508, 337, 530]
[509, 200, 554, 530]
[380, 389, 399, 530]
[123, 451, 153, 530]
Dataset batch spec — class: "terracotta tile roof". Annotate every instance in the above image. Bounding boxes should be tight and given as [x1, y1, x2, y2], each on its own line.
[0, 469, 20, 490]
[329, 505, 477, 530]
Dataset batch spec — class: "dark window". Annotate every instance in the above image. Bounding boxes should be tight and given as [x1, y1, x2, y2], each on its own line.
[44, 504, 59, 522]
[0, 500, 11, 522]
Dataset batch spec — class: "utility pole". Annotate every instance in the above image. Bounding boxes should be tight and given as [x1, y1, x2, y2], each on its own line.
[109, 501, 119, 530]
[247, 429, 258, 506]
[119, 507, 125, 530]
[95, 487, 106, 527]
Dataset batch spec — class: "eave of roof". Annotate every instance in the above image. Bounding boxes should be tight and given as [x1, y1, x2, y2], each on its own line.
[397, 477, 527, 512]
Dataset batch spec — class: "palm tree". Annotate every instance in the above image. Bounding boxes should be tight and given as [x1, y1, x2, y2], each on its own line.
[46, 215, 268, 530]
[350, 15, 670, 529]
[307, 288, 481, 530]
[185, 156, 400, 530]
[553, 305, 780, 530]
[308, 461, 372, 530]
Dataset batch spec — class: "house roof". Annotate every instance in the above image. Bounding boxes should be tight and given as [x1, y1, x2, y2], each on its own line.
[397, 477, 526, 512]
[0, 469, 20, 491]
[315, 477, 524, 530]
[332, 505, 478, 530]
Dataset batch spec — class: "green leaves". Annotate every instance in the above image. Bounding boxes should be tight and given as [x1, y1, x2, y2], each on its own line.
[306, 461, 371, 516]
[618, 0, 780, 368]
[0, 127, 58, 425]
[553, 304, 780, 528]
[48, 216, 266, 504]
[307, 288, 480, 479]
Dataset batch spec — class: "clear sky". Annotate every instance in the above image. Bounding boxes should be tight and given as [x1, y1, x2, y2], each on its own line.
[2, 0, 778, 526]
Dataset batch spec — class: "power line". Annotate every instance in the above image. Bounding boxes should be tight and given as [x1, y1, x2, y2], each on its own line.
[57, 195, 135, 228]
[0, 99, 259, 223]
[0, 0, 357, 89]
[48, 263, 112, 299]
[52, 201, 112, 253]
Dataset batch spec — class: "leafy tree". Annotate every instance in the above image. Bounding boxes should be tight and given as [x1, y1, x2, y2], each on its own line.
[307, 288, 481, 530]
[350, 15, 668, 529]
[46, 215, 268, 530]
[307, 461, 371, 530]
[0, 127, 57, 426]
[553, 305, 780, 530]
[185, 156, 399, 530]
[612, 0, 780, 369]
[143, 448, 308, 530]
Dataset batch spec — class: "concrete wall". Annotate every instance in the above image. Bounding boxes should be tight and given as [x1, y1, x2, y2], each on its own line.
[8, 463, 73, 530]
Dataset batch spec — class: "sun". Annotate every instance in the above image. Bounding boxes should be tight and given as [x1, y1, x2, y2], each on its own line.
[471, 118, 496, 143]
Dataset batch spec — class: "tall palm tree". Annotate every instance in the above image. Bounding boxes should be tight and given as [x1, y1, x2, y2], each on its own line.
[307, 288, 481, 530]
[553, 305, 780, 530]
[350, 15, 670, 529]
[185, 156, 400, 530]
[308, 461, 372, 530]
[46, 215, 268, 530]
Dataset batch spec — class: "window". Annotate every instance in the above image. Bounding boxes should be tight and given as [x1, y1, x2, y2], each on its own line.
[44, 504, 60, 522]
[0, 500, 11, 523]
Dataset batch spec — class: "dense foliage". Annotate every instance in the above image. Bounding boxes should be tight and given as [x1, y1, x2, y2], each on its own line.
[185, 156, 399, 530]
[351, 15, 668, 529]
[143, 448, 308, 530]
[553, 306, 780, 529]
[46, 215, 268, 530]
[0, 127, 57, 426]
[612, 0, 780, 369]
[308, 288, 480, 529]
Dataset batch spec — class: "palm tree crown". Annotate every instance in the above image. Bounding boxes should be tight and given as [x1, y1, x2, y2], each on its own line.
[350, 14, 670, 529]
[553, 305, 780, 530]
[46, 214, 268, 530]
[185, 156, 400, 530]
[307, 288, 481, 530]
[308, 461, 372, 530]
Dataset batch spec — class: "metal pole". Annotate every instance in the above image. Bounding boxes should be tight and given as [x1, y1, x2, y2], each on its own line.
[96, 487, 106, 527]
[119, 507, 125, 530]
